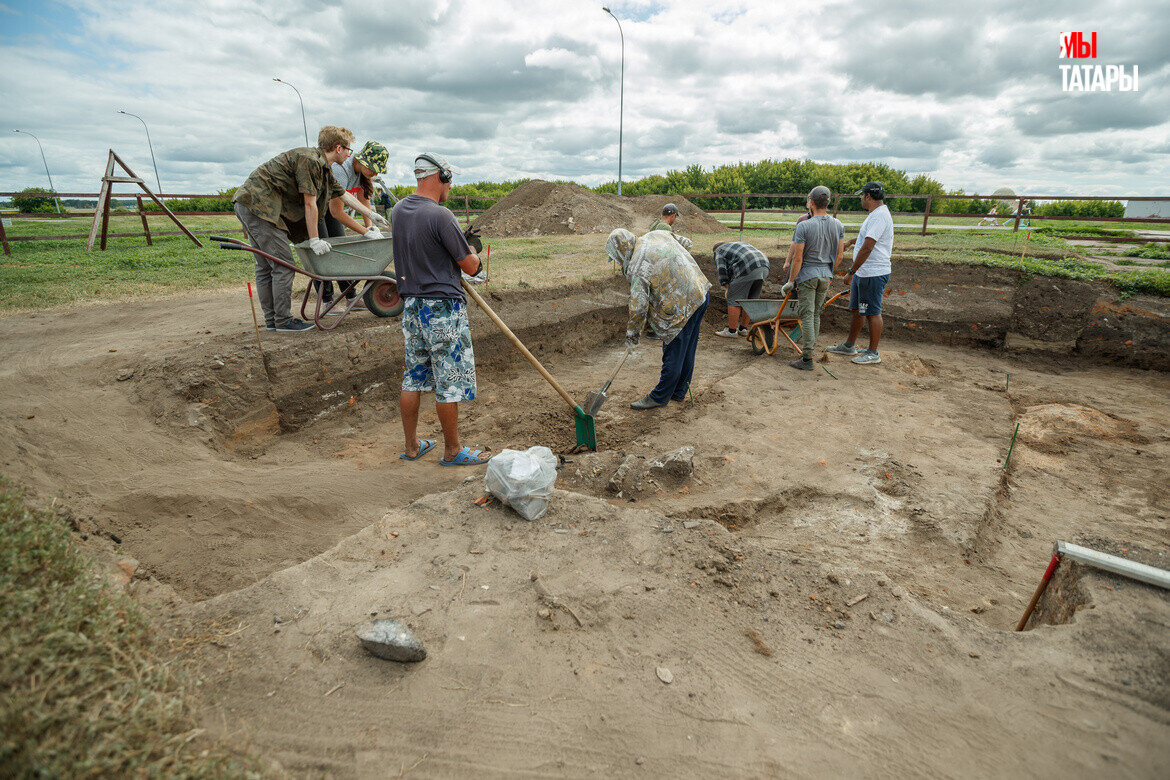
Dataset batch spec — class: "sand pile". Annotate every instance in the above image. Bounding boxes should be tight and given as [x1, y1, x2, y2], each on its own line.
[472, 179, 727, 237]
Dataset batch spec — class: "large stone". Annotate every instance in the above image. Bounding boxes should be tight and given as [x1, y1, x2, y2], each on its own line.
[648, 446, 695, 484]
[356, 619, 427, 663]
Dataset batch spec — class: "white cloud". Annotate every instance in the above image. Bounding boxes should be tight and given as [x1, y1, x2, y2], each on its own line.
[0, 0, 1167, 196]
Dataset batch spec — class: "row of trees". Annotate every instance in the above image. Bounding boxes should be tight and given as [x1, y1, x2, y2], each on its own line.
[5, 166, 1127, 219]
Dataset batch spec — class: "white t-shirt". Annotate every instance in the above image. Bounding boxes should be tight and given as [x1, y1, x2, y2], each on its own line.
[331, 155, 362, 192]
[854, 203, 893, 277]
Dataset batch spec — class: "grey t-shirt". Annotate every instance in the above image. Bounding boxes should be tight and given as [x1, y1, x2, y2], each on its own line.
[331, 155, 361, 192]
[791, 214, 844, 283]
[390, 195, 471, 300]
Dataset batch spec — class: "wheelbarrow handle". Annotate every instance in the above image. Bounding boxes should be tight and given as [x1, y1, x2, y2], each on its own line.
[210, 235, 246, 244]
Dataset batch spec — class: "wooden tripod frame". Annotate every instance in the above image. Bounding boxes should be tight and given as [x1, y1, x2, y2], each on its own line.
[86, 149, 202, 251]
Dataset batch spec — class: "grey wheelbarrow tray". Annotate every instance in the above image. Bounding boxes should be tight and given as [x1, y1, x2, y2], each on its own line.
[737, 288, 846, 356]
[209, 234, 403, 331]
[292, 235, 404, 330]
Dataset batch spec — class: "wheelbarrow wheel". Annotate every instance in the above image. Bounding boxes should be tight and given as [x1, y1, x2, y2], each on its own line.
[364, 280, 404, 318]
[750, 325, 773, 355]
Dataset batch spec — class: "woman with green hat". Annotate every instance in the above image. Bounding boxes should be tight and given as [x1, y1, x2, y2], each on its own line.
[316, 140, 391, 310]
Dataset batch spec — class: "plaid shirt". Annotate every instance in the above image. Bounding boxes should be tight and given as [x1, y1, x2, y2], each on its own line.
[714, 242, 769, 286]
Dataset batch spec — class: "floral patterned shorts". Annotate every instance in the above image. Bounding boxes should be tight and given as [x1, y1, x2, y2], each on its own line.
[401, 297, 477, 402]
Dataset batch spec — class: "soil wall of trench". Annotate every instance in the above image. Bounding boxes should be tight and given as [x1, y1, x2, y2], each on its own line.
[140, 259, 1169, 452]
[699, 257, 1170, 372]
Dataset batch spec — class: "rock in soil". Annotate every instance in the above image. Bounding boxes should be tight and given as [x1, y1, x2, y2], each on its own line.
[356, 619, 427, 663]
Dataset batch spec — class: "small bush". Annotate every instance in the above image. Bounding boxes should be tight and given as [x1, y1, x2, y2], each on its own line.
[11, 187, 59, 214]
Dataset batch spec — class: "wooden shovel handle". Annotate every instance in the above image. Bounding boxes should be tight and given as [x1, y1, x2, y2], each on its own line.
[462, 281, 578, 413]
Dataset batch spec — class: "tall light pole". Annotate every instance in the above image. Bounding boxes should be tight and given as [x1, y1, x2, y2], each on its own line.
[273, 77, 310, 147]
[12, 129, 62, 213]
[117, 110, 163, 195]
[602, 6, 625, 196]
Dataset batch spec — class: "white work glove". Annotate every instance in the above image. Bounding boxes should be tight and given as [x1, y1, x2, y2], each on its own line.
[676, 235, 693, 249]
[369, 212, 389, 230]
[624, 335, 638, 351]
[363, 227, 384, 240]
[461, 265, 487, 285]
[308, 237, 331, 256]
[780, 280, 794, 296]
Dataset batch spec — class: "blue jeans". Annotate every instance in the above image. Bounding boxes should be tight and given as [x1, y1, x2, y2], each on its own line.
[650, 294, 709, 404]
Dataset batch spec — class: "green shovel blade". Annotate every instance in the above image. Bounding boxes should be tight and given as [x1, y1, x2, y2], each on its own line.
[573, 406, 597, 451]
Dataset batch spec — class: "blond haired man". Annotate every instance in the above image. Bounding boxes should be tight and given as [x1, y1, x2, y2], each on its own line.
[233, 126, 376, 332]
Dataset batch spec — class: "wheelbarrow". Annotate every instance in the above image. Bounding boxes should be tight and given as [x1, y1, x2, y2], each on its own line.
[737, 288, 846, 356]
[210, 235, 404, 331]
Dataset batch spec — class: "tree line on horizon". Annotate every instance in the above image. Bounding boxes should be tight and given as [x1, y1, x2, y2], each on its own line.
[7, 158, 1124, 218]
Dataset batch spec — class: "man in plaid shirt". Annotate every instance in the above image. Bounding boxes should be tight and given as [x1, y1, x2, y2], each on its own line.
[713, 241, 770, 337]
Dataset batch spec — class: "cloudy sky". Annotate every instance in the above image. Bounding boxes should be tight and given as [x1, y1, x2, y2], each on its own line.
[1, 0, 1167, 196]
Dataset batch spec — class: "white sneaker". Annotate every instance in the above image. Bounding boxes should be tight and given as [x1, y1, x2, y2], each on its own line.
[715, 328, 739, 338]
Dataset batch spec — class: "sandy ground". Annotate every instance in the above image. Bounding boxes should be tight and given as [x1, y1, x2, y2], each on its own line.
[2, 281, 1168, 776]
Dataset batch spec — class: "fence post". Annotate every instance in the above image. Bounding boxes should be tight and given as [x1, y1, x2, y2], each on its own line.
[136, 196, 153, 246]
[832, 194, 840, 218]
[922, 195, 932, 236]
[464, 195, 470, 226]
[0, 215, 9, 255]
[738, 194, 747, 233]
[1012, 197, 1024, 232]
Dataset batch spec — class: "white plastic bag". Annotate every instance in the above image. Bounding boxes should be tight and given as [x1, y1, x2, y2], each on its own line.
[484, 446, 558, 521]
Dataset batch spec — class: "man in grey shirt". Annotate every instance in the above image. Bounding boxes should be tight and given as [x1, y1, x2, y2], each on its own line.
[782, 185, 845, 370]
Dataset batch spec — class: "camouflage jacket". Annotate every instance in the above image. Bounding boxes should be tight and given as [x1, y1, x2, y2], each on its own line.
[233, 147, 343, 231]
[606, 229, 711, 345]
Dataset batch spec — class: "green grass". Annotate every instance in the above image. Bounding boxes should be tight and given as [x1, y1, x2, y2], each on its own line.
[1123, 243, 1170, 261]
[0, 477, 255, 776]
[2, 213, 1168, 313]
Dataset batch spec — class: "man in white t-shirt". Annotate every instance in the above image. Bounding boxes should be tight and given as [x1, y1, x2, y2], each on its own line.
[826, 181, 893, 365]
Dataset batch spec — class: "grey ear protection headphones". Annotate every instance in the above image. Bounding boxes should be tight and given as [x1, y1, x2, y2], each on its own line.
[415, 153, 452, 184]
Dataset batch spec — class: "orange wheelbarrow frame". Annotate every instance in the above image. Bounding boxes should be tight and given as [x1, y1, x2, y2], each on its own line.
[736, 288, 846, 356]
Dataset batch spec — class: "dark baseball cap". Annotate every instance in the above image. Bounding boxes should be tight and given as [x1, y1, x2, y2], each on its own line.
[854, 181, 885, 199]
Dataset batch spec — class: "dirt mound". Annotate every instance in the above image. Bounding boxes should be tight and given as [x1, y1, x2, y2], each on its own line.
[472, 179, 727, 237]
[1018, 403, 1147, 453]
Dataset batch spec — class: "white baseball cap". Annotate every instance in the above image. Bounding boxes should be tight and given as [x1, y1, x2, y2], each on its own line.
[413, 152, 460, 180]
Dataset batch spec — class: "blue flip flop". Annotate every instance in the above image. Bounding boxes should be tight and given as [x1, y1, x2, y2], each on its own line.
[400, 439, 436, 461]
[439, 446, 492, 466]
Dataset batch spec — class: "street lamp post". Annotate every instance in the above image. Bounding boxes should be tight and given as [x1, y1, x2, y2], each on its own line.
[602, 6, 625, 196]
[273, 77, 310, 147]
[12, 129, 62, 213]
[117, 110, 163, 195]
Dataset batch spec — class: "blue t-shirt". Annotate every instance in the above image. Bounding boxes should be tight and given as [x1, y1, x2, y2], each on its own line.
[390, 195, 471, 300]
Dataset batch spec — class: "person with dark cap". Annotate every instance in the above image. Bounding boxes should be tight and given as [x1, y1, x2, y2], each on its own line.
[648, 203, 693, 249]
[827, 181, 893, 364]
[782, 185, 845, 369]
[649, 203, 679, 233]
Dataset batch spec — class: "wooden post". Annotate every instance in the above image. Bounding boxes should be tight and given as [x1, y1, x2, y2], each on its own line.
[136, 196, 153, 246]
[832, 194, 840, 218]
[738, 194, 747, 232]
[1012, 197, 1024, 232]
[464, 194, 470, 226]
[86, 150, 117, 251]
[921, 195, 932, 236]
[0, 214, 9, 256]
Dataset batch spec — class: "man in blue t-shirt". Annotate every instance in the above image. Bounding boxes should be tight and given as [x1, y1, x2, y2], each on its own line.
[391, 153, 489, 466]
[827, 181, 894, 365]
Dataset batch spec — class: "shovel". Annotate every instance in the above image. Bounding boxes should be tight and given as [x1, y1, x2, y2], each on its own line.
[583, 349, 631, 417]
[461, 280, 598, 451]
